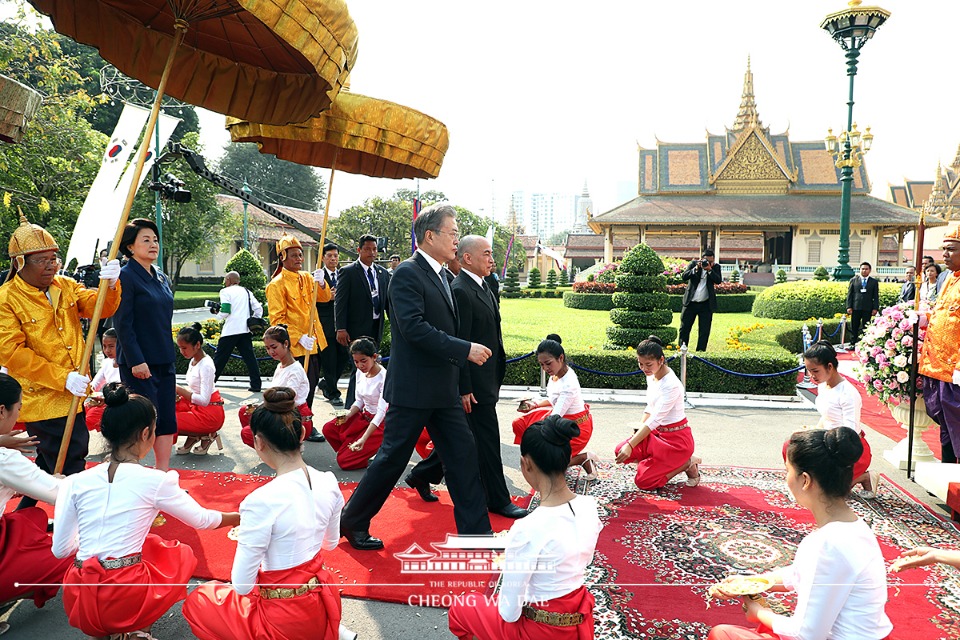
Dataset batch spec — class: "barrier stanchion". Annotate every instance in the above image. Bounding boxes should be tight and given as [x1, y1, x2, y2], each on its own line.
[797, 323, 817, 390]
[816, 318, 824, 342]
[681, 343, 695, 409]
[539, 367, 548, 397]
[836, 314, 849, 352]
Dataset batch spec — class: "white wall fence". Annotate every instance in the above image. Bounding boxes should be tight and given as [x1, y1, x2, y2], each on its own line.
[719, 264, 905, 279]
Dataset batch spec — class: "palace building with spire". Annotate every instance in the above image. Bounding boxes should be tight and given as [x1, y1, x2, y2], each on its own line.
[587, 59, 935, 279]
[890, 150, 960, 261]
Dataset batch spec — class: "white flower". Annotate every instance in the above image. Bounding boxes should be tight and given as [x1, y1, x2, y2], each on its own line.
[894, 355, 908, 368]
[896, 371, 910, 383]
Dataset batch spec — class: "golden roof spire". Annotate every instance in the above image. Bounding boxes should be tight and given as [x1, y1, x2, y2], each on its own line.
[924, 162, 952, 218]
[952, 143, 960, 171]
[732, 56, 762, 132]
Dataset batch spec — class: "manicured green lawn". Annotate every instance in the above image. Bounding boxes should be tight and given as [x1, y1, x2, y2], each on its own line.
[173, 289, 217, 310]
[499, 298, 796, 353]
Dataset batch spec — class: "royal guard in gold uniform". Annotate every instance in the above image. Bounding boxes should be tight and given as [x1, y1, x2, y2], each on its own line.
[0, 213, 121, 498]
[265, 233, 330, 441]
[920, 226, 960, 464]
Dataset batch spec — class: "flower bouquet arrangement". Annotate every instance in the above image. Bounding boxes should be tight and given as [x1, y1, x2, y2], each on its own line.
[853, 303, 927, 408]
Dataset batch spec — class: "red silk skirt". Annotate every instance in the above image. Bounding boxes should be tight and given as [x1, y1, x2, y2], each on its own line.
[615, 420, 695, 490]
[781, 429, 872, 482]
[321, 411, 384, 470]
[183, 551, 341, 640]
[0, 507, 72, 607]
[240, 403, 312, 448]
[448, 585, 595, 640]
[84, 404, 104, 431]
[62, 533, 197, 636]
[512, 406, 594, 457]
[176, 391, 226, 436]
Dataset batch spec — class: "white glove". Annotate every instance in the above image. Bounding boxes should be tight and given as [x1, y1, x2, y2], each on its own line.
[65, 372, 91, 397]
[99, 259, 121, 285]
[953, 370, 960, 386]
[313, 269, 326, 287]
[298, 334, 316, 351]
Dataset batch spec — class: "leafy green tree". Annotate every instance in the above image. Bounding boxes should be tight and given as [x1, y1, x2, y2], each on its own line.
[0, 6, 107, 267]
[527, 267, 542, 289]
[545, 268, 558, 289]
[225, 249, 268, 304]
[560, 267, 569, 285]
[502, 265, 521, 298]
[218, 142, 326, 211]
[130, 133, 240, 291]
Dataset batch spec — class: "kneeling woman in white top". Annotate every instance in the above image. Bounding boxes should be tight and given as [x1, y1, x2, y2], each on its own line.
[239, 324, 314, 448]
[321, 337, 388, 470]
[184, 386, 349, 640]
[53, 383, 239, 639]
[449, 415, 602, 640]
[615, 335, 700, 489]
[175, 323, 226, 455]
[708, 427, 893, 640]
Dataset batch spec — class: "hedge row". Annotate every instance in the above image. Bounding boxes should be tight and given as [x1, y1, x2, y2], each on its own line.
[752, 281, 900, 320]
[502, 349, 798, 395]
[614, 274, 666, 292]
[562, 292, 615, 310]
[666, 293, 757, 313]
[517, 289, 565, 298]
[175, 284, 222, 292]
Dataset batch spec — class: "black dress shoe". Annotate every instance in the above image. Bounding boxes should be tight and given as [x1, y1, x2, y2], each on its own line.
[305, 428, 326, 443]
[490, 503, 528, 519]
[404, 473, 439, 502]
[340, 523, 384, 550]
[330, 396, 344, 407]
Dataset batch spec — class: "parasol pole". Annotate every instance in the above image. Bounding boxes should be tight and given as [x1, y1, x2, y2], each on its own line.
[303, 148, 338, 376]
[907, 211, 926, 480]
[55, 22, 188, 473]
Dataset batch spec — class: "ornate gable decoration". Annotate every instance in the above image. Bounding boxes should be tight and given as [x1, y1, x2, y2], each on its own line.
[711, 130, 796, 195]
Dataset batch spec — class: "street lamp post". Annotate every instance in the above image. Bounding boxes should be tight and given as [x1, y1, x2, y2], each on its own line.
[820, 0, 889, 281]
[241, 178, 252, 251]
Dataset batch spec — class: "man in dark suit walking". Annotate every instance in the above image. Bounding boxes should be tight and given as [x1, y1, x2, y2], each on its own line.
[339, 204, 493, 550]
[335, 234, 391, 407]
[847, 261, 880, 341]
[317, 243, 347, 406]
[404, 235, 526, 519]
[898, 265, 916, 305]
[678, 249, 722, 351]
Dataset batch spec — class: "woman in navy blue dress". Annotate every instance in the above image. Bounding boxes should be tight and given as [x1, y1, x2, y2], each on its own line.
[113, 218, 177, 470]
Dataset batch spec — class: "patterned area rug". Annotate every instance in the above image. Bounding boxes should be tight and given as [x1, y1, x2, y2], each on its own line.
[575, 462, 960, 640]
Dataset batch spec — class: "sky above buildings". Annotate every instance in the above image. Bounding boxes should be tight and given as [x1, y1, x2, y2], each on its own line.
[12, 0, 960, 224]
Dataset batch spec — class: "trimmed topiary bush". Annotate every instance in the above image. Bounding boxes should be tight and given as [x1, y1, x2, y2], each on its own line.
[752, 281, 900, 320]
[813, 266, 830, 281]
[729, 269, 740, 284]
[502, 265, 521, 298]
[606, 244, 675, 349]
[545, 268, 558, 289]
[527, 267, 542, 289]
[226, 249, 267, 305]
[561, 267, 570, 284]
[776, 269, 787, 284]
[563, 291, 615, 310]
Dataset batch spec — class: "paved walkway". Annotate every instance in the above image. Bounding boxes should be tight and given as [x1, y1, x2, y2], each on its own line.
[2, 381, 948, 639]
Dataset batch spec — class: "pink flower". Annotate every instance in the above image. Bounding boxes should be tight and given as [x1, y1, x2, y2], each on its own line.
[892, 328, 904, 340]
[871, 346, 882, 357]
[873, 380, 884, 390]
[886, 379, 898, 390]
[903, 336, 914, 348]
[885, 339, 897, 350]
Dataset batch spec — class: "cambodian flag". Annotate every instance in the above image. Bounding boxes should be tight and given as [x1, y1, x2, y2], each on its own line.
[411, 197, 421, 254]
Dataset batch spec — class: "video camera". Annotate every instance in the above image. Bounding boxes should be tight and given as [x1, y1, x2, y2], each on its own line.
[205, 299, 221, 314]
[150, 172, 192, 203]
[68, 264, 101, 289]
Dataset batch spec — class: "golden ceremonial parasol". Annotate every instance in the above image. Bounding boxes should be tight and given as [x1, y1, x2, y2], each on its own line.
[226, 90, 449, 370]
[0, 74, 42, 144]
[27, 0, 359, 473]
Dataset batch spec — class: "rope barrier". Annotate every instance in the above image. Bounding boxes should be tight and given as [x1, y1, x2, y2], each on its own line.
[827, 322, 843, 338]
[567, 355, 678, 378]
[690, 355, 804, 378]
[506, 351, 535, 364]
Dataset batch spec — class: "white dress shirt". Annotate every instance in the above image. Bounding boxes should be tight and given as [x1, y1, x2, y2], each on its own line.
[269, 360, 310, 406]
[692, 268, 710, 302]
[217, 284, 263, 337]
[547, 368, 586, 416]
[231, 466, 344, 594]
[0, 448, 59, 513]
[498, 495, 602, 622]
[352, 366, 388, 427]
[770, 519, 893, 640]
[52, 464, 222, 561]
[361, 263, 381, 320]
[644, 368, 686, 429]
[816, 379, 862, 431]
[91, 357, 121, 392]
[185, 354, 217, 406]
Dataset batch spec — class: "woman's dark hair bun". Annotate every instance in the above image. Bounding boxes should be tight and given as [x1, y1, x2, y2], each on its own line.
[540, 414, 579, 445]
[191, 322, 202, 331]
[545, 333, 562, 344]
[102, 382, 129, 407]
[262, 386, 296, 412]
[646, 335, 664, 346]
[823, 427, 861, 467]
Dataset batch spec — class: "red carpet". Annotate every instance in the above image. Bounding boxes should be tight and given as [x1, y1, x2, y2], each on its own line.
[583, 462, 960, 639]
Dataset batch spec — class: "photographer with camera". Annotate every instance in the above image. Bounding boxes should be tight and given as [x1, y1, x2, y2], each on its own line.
[678, 249, 722, 351]
[211, 271, 264, 393]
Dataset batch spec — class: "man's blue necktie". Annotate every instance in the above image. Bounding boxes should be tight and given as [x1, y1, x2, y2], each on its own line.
[366, 267, 381, 315]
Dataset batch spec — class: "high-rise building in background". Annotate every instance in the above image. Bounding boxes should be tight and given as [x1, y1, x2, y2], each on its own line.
[573, 181, 592, 232]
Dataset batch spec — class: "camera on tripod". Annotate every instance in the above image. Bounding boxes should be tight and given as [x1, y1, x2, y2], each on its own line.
[150, 172, 191, 203]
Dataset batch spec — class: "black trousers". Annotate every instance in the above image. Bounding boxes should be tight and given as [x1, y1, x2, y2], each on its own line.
[319, 323, 348, 400]
[409, 403, 511, 511]
[295, 354, 322, 411]
[212, 332, 262, 391]
[18, 413, 89, 509]
[678, 300, 714, 351]
[850, 310, 872, 343]
[341, 404, 491, 535]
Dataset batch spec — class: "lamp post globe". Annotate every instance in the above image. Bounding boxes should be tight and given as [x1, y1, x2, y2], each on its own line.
[820, 0, 890, 281]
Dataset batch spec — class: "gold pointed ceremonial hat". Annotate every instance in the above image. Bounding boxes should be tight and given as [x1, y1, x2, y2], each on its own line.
[276, 233, 303, 258]
[944, 226, 960, 243]
[8, 211, 58, 257]
[28, 0, 359, 125]
[226, 91, 449, 179]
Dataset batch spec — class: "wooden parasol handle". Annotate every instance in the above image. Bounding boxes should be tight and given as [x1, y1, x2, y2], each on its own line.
[54, 24, 188, 474]
[303, 150, 337, 374]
